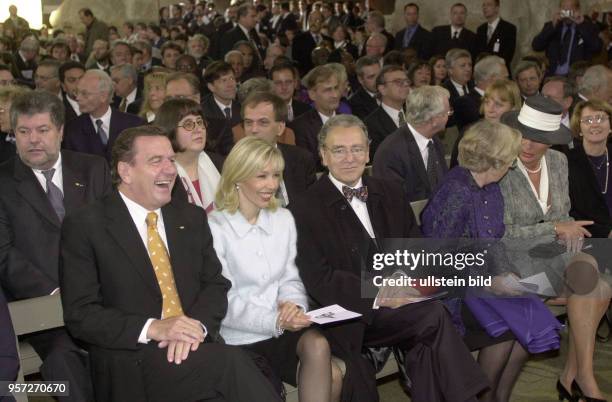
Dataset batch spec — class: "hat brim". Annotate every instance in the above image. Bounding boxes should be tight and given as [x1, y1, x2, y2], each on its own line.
[501, 111, 572, 145]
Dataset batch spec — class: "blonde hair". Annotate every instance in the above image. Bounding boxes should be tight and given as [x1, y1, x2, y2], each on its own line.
[480, 79, 521, 115]
[458, 120, 522, 172]
[139, 71, 168, 118]
[215, 136, 285, 213]
[570, 99, 612, 138]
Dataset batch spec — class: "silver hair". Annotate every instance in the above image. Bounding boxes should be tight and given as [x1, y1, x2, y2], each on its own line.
[84, 69, 114, 103]
[110, 63, 138, 83]
[224, 50, 244, 63]
[237, 77, 274, 103]
[579, 65, 610, 97]
[473, 55, 506, 84]
[445, 48, 471, 69]
[318, 114, 369, 150]
[404, 85, 450, 126]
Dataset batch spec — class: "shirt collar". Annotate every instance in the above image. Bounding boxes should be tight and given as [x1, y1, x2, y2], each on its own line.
[214, 96, 232, 114]
[488, 17, 500, 31]
[90, 105, 112, 128]
[32, 152, 62, 176]
[318, 110, 334, 125]
[238, 23, 250, 38]
[223, 208, 273, 238]
[450, 78, 467, 94]
[328, 173, 363, 194]
[126, 87, 138, 103]
[451, 26, 463, 36]
[381, 102, 401, 126]
[407, 122, 431, 153]
[118, 190, 162, 227]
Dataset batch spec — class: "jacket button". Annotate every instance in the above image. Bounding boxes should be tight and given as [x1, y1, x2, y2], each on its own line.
[340, 205, 346, 210]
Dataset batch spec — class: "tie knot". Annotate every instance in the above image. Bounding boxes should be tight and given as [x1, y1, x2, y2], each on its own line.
[146, 212, 158, 228]
[427, 140, 435, 150]
[95, 119, 103, 128]
[42, 168, 55, 181]
[342, 185, 368, 202]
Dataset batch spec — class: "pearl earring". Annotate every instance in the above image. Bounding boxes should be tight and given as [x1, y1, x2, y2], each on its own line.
[235, 184, 240, 190]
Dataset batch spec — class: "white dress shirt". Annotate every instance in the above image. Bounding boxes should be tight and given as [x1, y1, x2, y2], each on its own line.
[214, 97, 233, 117]
[487, 17, 500, 40]
[328, 174, 375, 239]
[89, 106, 112, 141]
[451, 26, 463, 39]
[125, 86, 138, 107]
[32, 153, 63, 194]
[209, 208, 308, 345]
[407, 123, 432, 167]
[381, 102, 402, 128]
[450, 78, 468, 96]
[319, 111, 335, 125]
[66, 95, 81, 116]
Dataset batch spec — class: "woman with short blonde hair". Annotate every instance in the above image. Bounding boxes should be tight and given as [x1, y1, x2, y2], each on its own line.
[479, 79, 522, 121]
[139, 71, 168, 122]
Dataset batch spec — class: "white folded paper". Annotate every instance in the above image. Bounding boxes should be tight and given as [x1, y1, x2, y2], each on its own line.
[307, 304, 362, 324]
[501, 272, 557, 297]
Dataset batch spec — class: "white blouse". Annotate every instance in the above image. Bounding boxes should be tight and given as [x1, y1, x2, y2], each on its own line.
[208, 208, 308, 345]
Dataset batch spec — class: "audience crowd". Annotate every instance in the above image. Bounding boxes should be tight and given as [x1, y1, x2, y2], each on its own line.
[1, 0, 611, 401]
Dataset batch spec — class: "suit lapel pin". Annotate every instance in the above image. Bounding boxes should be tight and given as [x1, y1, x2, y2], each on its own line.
[179, 226, 185, 230]
[74, 182, 85, 187]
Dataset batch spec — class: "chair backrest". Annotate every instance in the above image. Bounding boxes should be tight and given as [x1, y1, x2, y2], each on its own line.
[410, 199, 428, 226]
[8, 294, 64, 336]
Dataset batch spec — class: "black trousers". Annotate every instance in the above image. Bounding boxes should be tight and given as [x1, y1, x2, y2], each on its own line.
[26, 328, 93, 402]
[140, 342, 283, 402]
[363, 301, 489, 402]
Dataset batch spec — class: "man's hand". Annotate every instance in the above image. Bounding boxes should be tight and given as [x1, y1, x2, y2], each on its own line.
[278, 301, 311, 332]
[158, 340, 200, 364]
[147, 315, 206, 344]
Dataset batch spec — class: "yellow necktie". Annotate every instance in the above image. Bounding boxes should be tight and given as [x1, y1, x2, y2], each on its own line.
[146, 212, 183, 318]
[119, 97, 127, 112]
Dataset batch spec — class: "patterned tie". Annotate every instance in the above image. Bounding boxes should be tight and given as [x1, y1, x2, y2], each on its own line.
[426, 141, 443, 189]
[398, 111, 406, 126]
[95, 119, 108, 146]
[145, 212, 184, 318]
[41, 168, 65, 221]
[487, 24, 494, 43]
[342, 185, 368, 202]
[223, 107, 231, 119]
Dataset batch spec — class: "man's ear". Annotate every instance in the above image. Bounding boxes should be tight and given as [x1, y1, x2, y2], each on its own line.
[277, 121, 286, 137]
[117, 161, 131, 185]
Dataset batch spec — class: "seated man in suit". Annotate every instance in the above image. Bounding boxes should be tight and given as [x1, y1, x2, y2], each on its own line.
[34, 59, 62, 99]
[364, 65, 410, 158]
[292, 11, 330, 77]
[242, 91, 315, 205]
[14, 36, 38, 83]
[59, 125, 282, 402]
[290, 64, 341, 168]
[373, 86, 450, 202]
[394, 3, 432, 60]
[108, 40, 133, 68]
[431, 3, 477, 58]
[269, 63, 311, 122]
[513, 60, 543, 99]
[63, 69, 144, 162]
[532, 0, 602, 76]
[219, 4, 265, 60]
[443, 48, 473, 127]
[477, 0, 517, 69]
[348, 56, 380, 120]
[110, 63, 142, 115]
[0, 90, 112, 401]
[289, 114, 488, 402]
[59, 61, 85, 124]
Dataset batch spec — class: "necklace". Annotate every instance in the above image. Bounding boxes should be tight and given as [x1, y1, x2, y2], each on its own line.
[524, 160, 542, 174]
[587, 149, 609, 194]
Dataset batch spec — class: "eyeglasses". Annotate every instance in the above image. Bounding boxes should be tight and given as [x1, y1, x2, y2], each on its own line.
[580, 114, 609, 125]
[325, 146, 367, 159]
[383, 79, 410, 87]
[0, 79, 17, 86]
[178, 118, 205, 131]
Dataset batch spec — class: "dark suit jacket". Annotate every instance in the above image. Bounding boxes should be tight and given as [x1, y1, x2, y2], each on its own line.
[394, 24, 432, 60]
[566, 142, 612, 238]
[112, 87, 144, 115]
[290, 99, 311, 121]
[0, 133, 16, 164]
[476, 18, 517, 67]
[63, 108, 145, 162]
[0, 151, 111, 300]
[278, 143, 316, 203]
[347, 87, 378, 120]
[532, 18, 602, 75]
[219, 25, 265, 59]
[59, 191, 230, 401]
[62, 92, 79, 124]
[288, 108, 324, 168]
[0, 286, 19, 383]
[291, 31, 332, 76]
[453, 90, 483, 131]
[431, 25, 477, 58]
[13, 52, 36, 82]
[277, 13, 298, 35]
[364, 105, 399, 159]
[372, 125, 448, 202]
[201, 94, 240, 156]
[443, 78, 474, 127]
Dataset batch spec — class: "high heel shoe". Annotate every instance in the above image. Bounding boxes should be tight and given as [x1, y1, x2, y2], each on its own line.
[571, 380, 608, 402]
[557, 379, 575, 401]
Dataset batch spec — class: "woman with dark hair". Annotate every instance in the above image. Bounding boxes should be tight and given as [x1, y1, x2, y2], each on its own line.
[234, 41, 264, 81]
[429, 55, 447, 86]
[407, 60, 433, 88]
[159, 6, 169, 25]
[331, 25, 358, 60]
[154, 98, 223, 213]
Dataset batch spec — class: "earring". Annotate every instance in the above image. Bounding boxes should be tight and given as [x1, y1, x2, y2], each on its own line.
[235, 183, 240, 191]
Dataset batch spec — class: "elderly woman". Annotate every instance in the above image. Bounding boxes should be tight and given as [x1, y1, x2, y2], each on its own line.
[423, 120, 562, 402]
[566, 100, 612, 238]
[450, 79, 522, 168]
[407, 60, 432, 89]
[500, 95, 612, 402]
[139, 71, 167, 123]
[209, 136, 342, 402]
[0, 84, 29, 162]
[155, 98, 222, 213]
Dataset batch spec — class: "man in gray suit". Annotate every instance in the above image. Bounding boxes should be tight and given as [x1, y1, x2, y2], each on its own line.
[79, 8, 109, 57]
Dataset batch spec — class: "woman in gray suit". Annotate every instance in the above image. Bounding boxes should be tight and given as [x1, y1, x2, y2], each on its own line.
[500, 95, 612, 402]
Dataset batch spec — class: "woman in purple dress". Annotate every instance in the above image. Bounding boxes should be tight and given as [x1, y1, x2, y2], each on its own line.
[422, 120, 562, 402]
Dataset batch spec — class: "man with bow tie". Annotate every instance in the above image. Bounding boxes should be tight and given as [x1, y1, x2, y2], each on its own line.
[289, 115, 488, 402]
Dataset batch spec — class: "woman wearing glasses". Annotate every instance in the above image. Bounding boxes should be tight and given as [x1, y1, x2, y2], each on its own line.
[155, 98, 223, 213]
